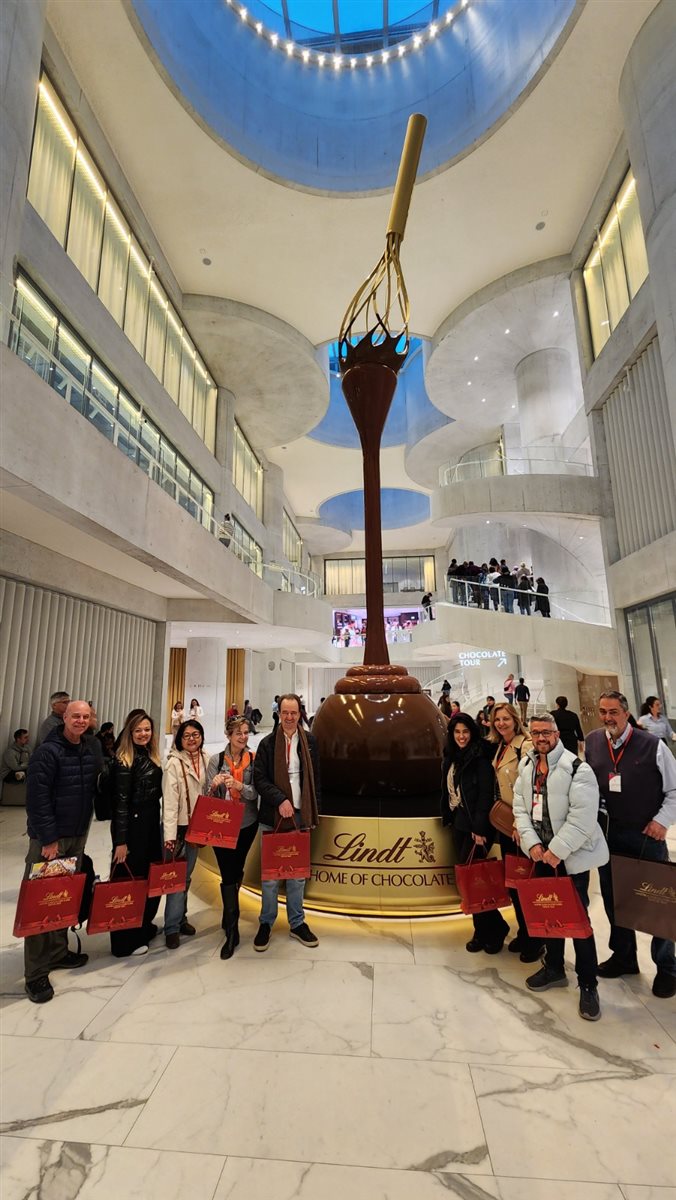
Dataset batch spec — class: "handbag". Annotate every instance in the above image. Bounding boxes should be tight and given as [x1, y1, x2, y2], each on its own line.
[261, 816, 311, 881]
[611, 851, 676, 941]
[455, 846, 509, 915]
[489, 798, 515, 838]
[87, 861, 147, 934]
[504, 853, 535, 889]
[147, 853, 188, 897]
[517, 869, 593, 939]
[14, 870, 86, 938]
[185, 793, 244, 848]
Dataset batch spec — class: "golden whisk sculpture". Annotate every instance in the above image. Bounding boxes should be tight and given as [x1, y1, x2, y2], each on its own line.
[337, 113, 427, 674]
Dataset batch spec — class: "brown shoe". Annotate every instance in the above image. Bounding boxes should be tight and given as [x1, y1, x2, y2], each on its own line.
[165, 933, 180, 950]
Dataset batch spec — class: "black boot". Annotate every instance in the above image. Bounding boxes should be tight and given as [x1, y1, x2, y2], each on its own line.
[220, 884, 239, 960]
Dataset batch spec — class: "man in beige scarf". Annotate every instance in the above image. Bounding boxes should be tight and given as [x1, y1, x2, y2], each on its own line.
[253, 694, 321, 952]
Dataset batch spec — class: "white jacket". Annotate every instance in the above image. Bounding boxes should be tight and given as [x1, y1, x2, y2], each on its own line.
[162, 748, 209, 841]
[513, 741, 609, 875]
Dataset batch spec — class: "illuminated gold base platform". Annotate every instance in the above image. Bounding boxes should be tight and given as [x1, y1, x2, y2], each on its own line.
[201, 815, 465, 917]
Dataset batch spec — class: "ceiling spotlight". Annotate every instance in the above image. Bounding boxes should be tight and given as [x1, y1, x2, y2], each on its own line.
[271, 31, 278, 45]
[467, 380, 472, 386]
[461, 0, 468, 7]
[553, 310, 559, 317]
[429, 23, 438, 37]
[579, 535, 585, 540]
[382, 50, 389, 62]
[481, 397, 486, 402]
[473, 354, 479, 361]
[486, 520, 490, 524]
[302, 48, 310, 62]
[239, 6, 247, 19]
[398, 44, 406, 56]
[255, 20, 262, 32]
[318, 52, 325, 65]
[504, 328, 510, 334]
[334, 54, 342, 68]
[511, 403, 516, 409]
[350, 56, 357, 68]
[446, 9, 453, 22]
[286, 41, 294, 55]
[366, 54, 373, 66]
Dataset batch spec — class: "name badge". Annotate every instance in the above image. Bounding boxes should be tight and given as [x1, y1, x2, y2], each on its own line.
[609, 773, 622, 793]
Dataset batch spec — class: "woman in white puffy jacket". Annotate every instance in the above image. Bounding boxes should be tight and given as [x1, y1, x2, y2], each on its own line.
[512, 713, 608, 1022]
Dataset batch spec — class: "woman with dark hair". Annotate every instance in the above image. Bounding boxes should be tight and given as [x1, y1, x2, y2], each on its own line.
[162, 719, 209, 949]
[207, 716, 259, 960]
[442, 713, 510, 954]
[110, 712, 163, 957]
[534, 577, 551, 617]
[638, 696, 675, 743]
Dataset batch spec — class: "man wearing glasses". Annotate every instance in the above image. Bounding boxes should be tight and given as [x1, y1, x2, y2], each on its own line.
[586, 690, 676, 999]
[513, 712, 608, 1020]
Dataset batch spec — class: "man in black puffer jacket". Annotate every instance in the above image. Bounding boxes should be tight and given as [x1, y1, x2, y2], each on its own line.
[23, 700, 97, 1004]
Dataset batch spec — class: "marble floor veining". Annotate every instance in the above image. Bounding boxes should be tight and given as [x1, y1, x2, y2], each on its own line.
[1, 807, 675, 1199]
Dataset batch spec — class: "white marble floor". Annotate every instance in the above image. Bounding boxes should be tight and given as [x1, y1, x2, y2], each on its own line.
[1, 805, 675, 1200]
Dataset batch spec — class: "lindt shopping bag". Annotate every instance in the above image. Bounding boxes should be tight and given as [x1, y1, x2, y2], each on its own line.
[455, 849, 509, 915]
[504, 853, 535, 889]
[147, 856, 188, 898]
[87, 862, 147, 934]
[261, 818, 311, 881]
[14, 872, 86, 937]
[611, 853, 676, 941]
[518, 873, 593, 939]
[185, 793, 244, 848]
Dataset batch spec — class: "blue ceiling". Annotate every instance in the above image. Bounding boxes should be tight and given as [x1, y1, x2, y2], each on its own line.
[247, 0, 435, 51]
[318, 487, 430, 531]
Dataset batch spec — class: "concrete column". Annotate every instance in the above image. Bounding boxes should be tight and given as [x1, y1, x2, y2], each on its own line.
[619, 0, 676, 449]
[540, 661, 580, 714]
[249, 650, 295, 731]
[150, 621, 171, 735]
[213, 387, 235, 518]
[263, 461, 284, 565]
[515, 348, 577, 460]
[184, 638, 228, 744]
[0, 0, 46, 333]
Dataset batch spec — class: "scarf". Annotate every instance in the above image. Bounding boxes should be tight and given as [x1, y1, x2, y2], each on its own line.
[273, 724, 319, 829]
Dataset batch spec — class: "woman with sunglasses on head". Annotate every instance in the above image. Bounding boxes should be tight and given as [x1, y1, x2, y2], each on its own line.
[110, 712, 163, 957]
[162, 719, 209, 949]
[442, 712, 510, 954]
[207, 716, 259, 960]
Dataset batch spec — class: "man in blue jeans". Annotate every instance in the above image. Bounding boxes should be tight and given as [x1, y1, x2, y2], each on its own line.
[253, 694, 321, 951]
[586, 691, 676, 999]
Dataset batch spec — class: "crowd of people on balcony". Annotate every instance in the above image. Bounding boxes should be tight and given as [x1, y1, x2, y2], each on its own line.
[444, 558, 551, 617]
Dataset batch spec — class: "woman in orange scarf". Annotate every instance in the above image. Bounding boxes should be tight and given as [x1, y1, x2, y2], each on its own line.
[207, 716, 259, 960]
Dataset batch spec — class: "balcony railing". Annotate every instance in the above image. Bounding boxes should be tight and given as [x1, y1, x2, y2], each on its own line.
[441, 447, 594, 485]
[417, 578, 611, 626]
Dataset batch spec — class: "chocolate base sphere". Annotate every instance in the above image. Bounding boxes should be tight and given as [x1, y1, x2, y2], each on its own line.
[311, 692, 447, 817]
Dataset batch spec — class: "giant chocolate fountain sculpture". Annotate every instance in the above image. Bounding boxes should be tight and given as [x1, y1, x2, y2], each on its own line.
[309, 117, 453, 915]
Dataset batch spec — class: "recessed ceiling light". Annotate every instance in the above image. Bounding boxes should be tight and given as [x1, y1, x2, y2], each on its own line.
[271, 32, 278, 45]
[302, 48, 310, 62]
[579, 535, 584, 540]
[481, 397, 486, 402]
[505, 328, 510, 335]
[473, 355, 479, 361]
[366, 54, 373, 66]
[382, 50, 389, 62]
[398, 44, 405, 56]
[553, 310, 559, 317]
[486, 520, 490, 524]
[467, 380, 472, 386]
[511, 404, 516, 408]
[202, 256, 211, 266]
[429, 23, 438, 37]
[535, 221, 546, 231]
[255, 20, 262, 32]
[413, 34, 422, 48]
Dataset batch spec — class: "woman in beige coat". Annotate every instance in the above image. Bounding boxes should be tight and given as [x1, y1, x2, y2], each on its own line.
[162, 719, 209, 949]
[488, 702, 542, 962]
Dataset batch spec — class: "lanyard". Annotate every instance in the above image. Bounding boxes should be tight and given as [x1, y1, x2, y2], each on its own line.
[607, 726, 633, 771]
[534, 760, 548, 795]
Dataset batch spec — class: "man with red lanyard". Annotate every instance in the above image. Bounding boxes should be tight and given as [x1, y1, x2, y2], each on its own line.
[586, 690, 676, 999]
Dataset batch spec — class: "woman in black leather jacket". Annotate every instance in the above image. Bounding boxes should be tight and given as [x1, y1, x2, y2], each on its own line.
[442, 713, 510, 955]
[110, 711, 163, 957]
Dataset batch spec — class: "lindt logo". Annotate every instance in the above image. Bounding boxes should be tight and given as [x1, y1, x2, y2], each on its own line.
[323, 833, 413, 865]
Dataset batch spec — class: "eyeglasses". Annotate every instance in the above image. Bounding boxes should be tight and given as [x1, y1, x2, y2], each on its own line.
[532, 731, 556, 738]
[183, 731, 201, 740]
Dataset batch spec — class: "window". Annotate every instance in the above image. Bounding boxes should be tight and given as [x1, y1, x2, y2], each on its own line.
[324, 555, 436, 595]
[26, 70, 218, 452]
[233, 422, 263, 518]
[626, 594, 676, 719]
[283, 510, 302, 568]
[583, 170, 649, 359]
[10, 274, 215, 532]
[27, 76, 76, 244]
[232, 518, 263, 577]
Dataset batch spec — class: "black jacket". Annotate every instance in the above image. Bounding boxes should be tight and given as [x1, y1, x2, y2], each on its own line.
[26, 729, 97, 845]
[440, 742, 495, 837]
[111, 747, 163, 847]
[552, 708, 584, 754]
[254, 727, 321, 827]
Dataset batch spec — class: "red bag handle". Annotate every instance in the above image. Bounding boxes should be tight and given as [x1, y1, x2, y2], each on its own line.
[109, 859, 135, 882]
[273, 813, 298, 832]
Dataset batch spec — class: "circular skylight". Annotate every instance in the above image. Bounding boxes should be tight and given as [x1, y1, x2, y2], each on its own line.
[246, 0, 434, 54]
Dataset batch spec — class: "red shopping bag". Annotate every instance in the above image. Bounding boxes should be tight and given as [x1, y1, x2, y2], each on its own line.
[147, 856, 188, 898]
[504, 853, 535, 889]
[261, 818, 311, 881]
[455, 849, 509, 915]
[517, 873, 593, 939]
[185, 793, 244, 848]
[87, 863, 147, 934]
[14, 873, 86, 938]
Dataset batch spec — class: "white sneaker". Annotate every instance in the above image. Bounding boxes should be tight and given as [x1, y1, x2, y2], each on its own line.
[130, 945, 149, 957]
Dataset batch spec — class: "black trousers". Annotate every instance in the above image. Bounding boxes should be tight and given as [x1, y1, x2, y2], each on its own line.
[110, 805, 162, 957]
[452, 827, 510, 945]
[497, 831, 541, 953]
[533, 861, 598, 987]
[213, 821, 259, 886]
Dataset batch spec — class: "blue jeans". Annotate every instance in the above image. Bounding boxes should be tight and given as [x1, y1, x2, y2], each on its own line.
[163, 839, 199, 935]
[599, 823, 675, 976]
[502, 590, 514, 613]
[259, 815, 307, 931]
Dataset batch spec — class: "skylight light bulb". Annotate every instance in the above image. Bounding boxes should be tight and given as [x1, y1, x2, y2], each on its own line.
[318, 53, 325, 66]
[382, 50, 389, 62]
[446, 9, 453, 22]
[413, 34, 422, 48]
[429, 23, 438, 37]
[350, 57, 357, 68]
[302, 48, 309, 62]
[271, 32, 278, 45]
[239, 6, 247, 20]
[398, 44, 405, 56]
[366, 54, 373, 66]
[286, 41, 294, 55]
[255, 20, 262, 32]
[334, 54, 342, 69]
